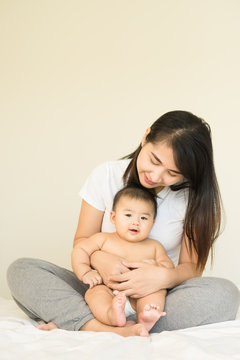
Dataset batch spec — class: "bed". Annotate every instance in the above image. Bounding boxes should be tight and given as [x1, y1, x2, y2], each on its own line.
[1, 293, 240, 360]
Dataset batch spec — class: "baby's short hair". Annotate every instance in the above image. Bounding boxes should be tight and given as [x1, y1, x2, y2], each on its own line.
[112, 185, 157, 219]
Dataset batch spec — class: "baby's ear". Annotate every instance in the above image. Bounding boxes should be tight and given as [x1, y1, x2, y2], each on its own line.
[110, 211, 116, 224]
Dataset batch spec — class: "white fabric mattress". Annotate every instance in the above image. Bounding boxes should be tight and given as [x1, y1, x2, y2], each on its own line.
[1, 296, 240, 360]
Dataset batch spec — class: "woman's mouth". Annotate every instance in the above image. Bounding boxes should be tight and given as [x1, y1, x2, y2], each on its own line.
[144, 174, 157, 186]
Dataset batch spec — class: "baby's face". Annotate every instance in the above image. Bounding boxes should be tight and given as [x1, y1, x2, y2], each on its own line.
[110, 196, 155, 242]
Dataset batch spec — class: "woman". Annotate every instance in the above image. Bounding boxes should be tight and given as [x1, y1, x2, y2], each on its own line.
[7, 110, 240, 337]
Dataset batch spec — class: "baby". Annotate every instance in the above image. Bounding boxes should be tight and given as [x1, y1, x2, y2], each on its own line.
[72, 186, 174, 333]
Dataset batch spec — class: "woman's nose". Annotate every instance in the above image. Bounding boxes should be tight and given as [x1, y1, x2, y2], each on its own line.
[150, 169, 163, 183]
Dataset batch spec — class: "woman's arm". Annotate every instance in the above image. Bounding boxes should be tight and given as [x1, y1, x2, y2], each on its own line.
[73, 200, 104, 247]
[166, 233, 203, 288]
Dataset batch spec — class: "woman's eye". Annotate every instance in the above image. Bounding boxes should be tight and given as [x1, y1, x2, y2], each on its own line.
[168, 171, 177, 177]
[150, 158, 159, 165]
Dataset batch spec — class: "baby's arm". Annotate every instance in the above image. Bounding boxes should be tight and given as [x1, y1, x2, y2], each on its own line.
[154, 242, 175, 269]
[71, 233, 105, 287]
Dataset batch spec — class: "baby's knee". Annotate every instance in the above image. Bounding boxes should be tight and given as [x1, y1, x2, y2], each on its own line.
[85, 284, 109, 303]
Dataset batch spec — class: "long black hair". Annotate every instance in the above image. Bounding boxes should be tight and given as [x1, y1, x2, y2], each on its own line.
[122, 110, 222, 271]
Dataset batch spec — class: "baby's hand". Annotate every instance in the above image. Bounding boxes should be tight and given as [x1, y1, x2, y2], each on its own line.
[82, 270, 102, 288]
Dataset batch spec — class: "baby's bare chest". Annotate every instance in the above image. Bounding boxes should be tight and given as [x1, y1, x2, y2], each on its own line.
[101, 238, 156, 261]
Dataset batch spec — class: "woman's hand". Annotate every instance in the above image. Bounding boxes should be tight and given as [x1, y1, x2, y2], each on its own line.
[107, 261, 171, 298]
[90, 251, 130, 285]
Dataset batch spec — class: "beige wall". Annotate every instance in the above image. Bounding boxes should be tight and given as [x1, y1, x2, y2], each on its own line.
[1, 0, 240, 298]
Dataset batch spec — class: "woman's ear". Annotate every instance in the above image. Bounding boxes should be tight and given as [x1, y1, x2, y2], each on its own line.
[141, 128, 151, 147]
[110, 211, 116, 224]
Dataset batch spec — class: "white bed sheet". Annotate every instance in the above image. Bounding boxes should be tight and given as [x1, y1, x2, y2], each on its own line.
[0, 296, 240, 360]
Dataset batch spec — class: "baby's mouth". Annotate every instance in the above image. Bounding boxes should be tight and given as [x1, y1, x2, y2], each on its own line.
[129, 228, 139, 234]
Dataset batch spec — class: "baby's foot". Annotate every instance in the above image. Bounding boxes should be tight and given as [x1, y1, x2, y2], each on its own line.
[138, 304, 166, 331]
[108, 292, 127, 327]
[37, 321, 58, 331]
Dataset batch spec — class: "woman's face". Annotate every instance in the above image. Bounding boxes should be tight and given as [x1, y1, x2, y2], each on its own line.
[137, 136, 183, 193]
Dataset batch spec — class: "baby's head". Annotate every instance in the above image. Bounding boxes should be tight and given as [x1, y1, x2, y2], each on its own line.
[110, 186, 157, 242]
[112, 186, 157, 218]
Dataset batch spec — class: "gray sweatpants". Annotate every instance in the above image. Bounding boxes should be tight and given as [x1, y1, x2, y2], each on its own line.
[7, 258, 240, 333]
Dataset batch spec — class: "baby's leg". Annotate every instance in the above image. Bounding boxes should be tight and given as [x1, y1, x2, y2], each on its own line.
[133, 290, 167, 331]
[85, 285, 127, 327]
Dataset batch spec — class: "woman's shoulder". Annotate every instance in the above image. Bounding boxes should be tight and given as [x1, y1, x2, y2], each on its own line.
[82, 159, 130, 191]
[103, 159, 131, 170]
[91, 159, 131, 177]
[79, 160, 130, 211]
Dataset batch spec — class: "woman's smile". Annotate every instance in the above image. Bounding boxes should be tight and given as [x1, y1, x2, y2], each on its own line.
[137, 141, 183, 190]
[144, 174, 157, 186]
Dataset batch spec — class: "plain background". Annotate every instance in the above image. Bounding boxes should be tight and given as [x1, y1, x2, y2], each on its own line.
[1, 0, 240, 299]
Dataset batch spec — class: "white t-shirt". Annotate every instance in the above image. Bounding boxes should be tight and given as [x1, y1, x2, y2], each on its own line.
[79, 160, 188, 266]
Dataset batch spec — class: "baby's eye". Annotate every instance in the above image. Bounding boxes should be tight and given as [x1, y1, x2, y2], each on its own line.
[141, 216, 148, 220]
[125, 213, 132, 217]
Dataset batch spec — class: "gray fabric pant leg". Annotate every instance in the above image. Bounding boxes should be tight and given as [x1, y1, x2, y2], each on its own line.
[7, 258, 94, 331]
[149, 277, 240, 333]
[7, 258, 240, 333]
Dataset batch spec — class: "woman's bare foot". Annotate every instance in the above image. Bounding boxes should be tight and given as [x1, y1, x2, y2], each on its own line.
[37, 320, 136, 332]
[107, 292, 127, 326]
[138, 304, 166, 331]
[120, 323, 148, 337]
[81, 318, 148, 337]
[38, 319, 148, 337]
[37, 321, 58, 331]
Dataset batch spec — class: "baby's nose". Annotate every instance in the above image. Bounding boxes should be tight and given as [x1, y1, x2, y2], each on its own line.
[132, 218, 139, 225]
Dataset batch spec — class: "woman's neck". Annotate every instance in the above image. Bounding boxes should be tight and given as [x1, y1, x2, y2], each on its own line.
[155, 186, 164, 194]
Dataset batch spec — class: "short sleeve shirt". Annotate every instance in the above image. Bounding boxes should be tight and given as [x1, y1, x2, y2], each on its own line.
[79, 160, 188, 266]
